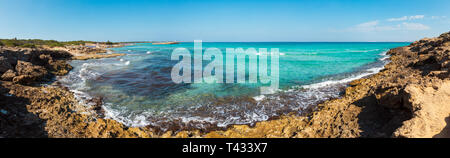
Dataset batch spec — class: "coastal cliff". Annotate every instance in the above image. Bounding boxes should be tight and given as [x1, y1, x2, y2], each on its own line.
[0, 32, 449, 138]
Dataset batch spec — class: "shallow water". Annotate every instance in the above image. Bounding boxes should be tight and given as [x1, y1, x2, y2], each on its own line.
[57, 42, 409, 131]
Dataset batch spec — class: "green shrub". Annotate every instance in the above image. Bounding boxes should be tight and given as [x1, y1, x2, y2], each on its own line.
[0, 38, 112, 47]
[20, 43, 36, 48]
[63, 40, 91, 45]
[1, 39, 21, 47]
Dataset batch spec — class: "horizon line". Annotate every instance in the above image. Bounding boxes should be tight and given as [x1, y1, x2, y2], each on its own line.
[0, 38, 414, 43]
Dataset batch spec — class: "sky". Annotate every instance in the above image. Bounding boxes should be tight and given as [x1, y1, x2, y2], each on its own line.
[0, 0, 449, 42]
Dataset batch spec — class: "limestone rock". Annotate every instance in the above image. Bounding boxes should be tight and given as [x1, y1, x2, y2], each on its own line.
[0, 56, 13, 74]
[13, 61, 48, 84]
[1, 69, 16, 81]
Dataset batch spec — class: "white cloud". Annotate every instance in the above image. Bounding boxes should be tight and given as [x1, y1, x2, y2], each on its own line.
[356, 20, 379, 28]
[353, 20, 396, 32]
[431, 16, 447, 20]
[401, 22, 430, 30]
[387, 16, 408, 21]
[387, 15, 425, 21]
[409, 15, 425, 20]
[351, 20, 430, 32]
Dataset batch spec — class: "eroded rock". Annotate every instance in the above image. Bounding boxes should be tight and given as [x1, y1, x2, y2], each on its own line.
[0, 56, 13, 74]
[12, 61, 48, 84]
[1, 69, 16, 81]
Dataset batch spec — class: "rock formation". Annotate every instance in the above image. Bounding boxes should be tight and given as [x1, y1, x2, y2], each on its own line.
[0, 47, 72, 84]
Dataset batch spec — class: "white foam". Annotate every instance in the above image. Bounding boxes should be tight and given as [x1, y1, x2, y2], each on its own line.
[302, 61, 388, 89]
[114, 59, 131, 66]
[253, 95, 265, 101]
[302, 70, 376, 89]
[379, 51, 390, 61]
[302, 52, 318, 55]
[103, 104, 150, 127]
[345, 49, 380, 53]
[79, 63, 101, 82]
[380, 56, 390, 61]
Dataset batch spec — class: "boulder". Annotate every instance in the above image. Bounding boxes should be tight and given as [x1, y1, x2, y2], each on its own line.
[0, 56, 13, 74]
[1, 69, 17, 81]
[13, 61, 48, 84]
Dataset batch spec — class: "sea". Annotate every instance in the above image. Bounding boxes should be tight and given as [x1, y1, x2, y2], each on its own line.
[56, 42, 410, 131]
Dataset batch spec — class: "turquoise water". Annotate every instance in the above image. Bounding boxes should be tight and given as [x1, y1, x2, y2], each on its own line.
[58, 42, 409, 130]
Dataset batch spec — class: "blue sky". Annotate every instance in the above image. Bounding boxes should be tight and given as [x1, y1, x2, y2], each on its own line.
[0, 0, 449, 42]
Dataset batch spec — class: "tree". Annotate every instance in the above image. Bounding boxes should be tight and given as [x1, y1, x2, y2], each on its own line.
[106, 40, 114, 45]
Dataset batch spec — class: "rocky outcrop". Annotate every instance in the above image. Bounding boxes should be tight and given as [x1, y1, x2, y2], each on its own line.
[0, 46, 150, 138]
[0, 47, 73, 84]
[1, 69, 16, 81]
[0, 82, 48, 138]
[71, 53, 125, 60]
[393, 81, 450, 138]
[13, 61, 49, 84]
[1, 81, 154, 138]
[152, 42, 180, 45]
[49, 45, 107, 55]
[0, 56, 14, 74]
[48, 45, 125, 60]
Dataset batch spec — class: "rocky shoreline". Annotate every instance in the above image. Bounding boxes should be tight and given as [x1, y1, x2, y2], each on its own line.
[1, 32, 449, 138]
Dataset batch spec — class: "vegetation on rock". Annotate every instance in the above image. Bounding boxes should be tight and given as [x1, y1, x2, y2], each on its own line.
[0, 39, 118, 48]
